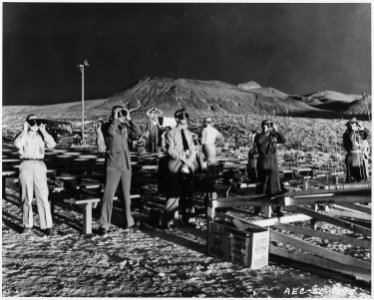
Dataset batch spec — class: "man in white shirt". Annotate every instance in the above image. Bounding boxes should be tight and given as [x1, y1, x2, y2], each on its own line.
[162, 109, 198, 228]
[200, 117, 225, 202]
[14, 114, 57, 235]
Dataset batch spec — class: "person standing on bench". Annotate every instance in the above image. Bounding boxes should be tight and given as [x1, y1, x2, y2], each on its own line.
[14, 114, 57, 235]
[97, 106, 141, 235]
[162, 108, 197, 229]
[253, 119, 286, 217]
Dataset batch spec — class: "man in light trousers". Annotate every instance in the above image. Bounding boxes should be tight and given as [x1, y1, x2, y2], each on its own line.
[14, 114, 57, 235]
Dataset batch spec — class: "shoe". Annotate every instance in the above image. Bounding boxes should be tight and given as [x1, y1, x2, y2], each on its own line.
[98, 227, 108, 236]
[22, 227, 32, 234]
[126, 219, 135, 229]
[182, 217, 196, 228]
[125, 224, 138, 233]
[161, 221, 174, 230]
[46, 227, 55, 236]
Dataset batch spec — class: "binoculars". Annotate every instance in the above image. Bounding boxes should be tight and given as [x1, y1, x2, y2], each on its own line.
[27, 119, 42, 126]
[175, 112, 189, 120]
[117, 109, 128, 118]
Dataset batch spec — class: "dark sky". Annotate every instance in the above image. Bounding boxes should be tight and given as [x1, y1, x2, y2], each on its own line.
[3, 3, 371, 106]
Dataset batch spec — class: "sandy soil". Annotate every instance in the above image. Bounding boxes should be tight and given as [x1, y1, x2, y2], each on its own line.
[2, 187, 371, 298]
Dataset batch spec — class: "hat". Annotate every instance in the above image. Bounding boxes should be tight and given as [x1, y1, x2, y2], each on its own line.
[261, 119, 273, 127]
[345, 117, 358, 127]
[174, 108, 189, 119]
[26, 114, 37, 121]
[203, 117, 212, 125]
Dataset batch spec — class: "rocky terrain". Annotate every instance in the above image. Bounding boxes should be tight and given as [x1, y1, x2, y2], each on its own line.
[2, 187, 371, 298]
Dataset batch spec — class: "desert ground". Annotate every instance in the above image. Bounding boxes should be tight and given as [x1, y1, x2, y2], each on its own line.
[2, 106, 372, 298]
[2, 187, 371, 298]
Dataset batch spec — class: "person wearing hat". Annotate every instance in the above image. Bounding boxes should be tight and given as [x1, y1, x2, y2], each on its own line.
[14, 114, 57, 235]
[253, 119, 286, 217]
[145, 107, 163, 153]
[200, 117, 225, 203]
[343, 118, 367, 182]
[162, 108, 198, 228]
[97, 106, 141, 235]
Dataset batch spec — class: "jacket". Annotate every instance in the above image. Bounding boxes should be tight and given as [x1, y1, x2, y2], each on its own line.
[101, 119, 141, 171]
[165, 125, 198, 174]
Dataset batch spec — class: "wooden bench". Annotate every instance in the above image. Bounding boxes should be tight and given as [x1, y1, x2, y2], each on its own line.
[64, 197, 101, 234]
[2, 170, 17, 200]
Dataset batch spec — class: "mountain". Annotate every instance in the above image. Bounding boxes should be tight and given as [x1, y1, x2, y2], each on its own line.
[304, 90, 369, 114]
[307, 90, 359, 103]
[249, 87, 289, 100]
[344, 96, 372, 116]
[3, 78, 370, 128]
[99, 77, 318, 116]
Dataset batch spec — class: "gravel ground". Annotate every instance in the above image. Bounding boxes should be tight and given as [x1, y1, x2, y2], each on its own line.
[2, 187, 371, 298]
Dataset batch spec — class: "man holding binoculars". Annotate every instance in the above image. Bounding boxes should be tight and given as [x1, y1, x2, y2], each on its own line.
[97, 106, 141, 235]
[252, 119, 286, 217]
[14, 114, 57, 235]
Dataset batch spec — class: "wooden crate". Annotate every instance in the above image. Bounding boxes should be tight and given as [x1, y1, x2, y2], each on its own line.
[208, 221, 269, 269]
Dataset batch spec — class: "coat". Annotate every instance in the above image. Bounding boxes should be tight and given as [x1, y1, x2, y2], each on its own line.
[254, 130, 286, 195]
[165, 125, 198, 174]
[164, 125, 198, 197]
[98, 119, 141, 171]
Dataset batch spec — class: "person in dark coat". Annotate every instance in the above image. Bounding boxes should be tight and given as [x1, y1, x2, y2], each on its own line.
[343, 117, 367, 183]
[253, 119, 286, 217]
[96, 106, 141, 235]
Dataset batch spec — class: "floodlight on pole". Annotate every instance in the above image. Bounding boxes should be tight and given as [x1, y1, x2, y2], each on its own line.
[78, 59, 90, 145]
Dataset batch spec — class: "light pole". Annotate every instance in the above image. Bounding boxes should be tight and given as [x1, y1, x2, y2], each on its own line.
[78, 59, 90, 145]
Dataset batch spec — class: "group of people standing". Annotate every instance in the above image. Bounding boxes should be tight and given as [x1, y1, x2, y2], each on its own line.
[13, 108, 370, 236]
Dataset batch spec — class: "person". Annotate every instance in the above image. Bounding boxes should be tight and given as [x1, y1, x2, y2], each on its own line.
[158, 126, 172, 195]
[253, 119, 286, 217]
[145, 107, 163, 152]
[96, 106, 141, 235]
[14, 114, 57, 235]
[162, 108, 197, 228]
[359, 128, 370, 181]
[343, 118, 367, 183]
[247, 131, 259, 181]
[96, 117, 106, 153]
[200, 117, 225, 203]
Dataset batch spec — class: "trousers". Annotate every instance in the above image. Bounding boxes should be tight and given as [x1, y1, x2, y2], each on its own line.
[99, 168, 134, 230]
[19, 161, 53, 229]
[164, 171, 194, 225]
[202, 144, 217, 165]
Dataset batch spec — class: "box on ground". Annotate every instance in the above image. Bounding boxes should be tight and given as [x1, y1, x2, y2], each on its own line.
[208, 220, 269, 269]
